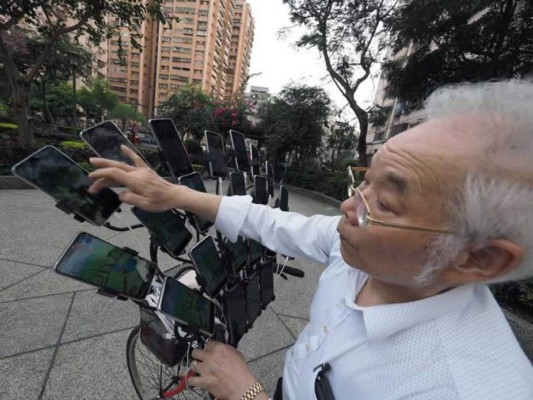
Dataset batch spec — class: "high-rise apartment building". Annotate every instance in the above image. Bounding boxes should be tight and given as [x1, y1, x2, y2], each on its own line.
[106, 0, 254, 118]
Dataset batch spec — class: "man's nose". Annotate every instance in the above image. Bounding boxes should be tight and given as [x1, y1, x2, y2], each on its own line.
[340, 196, 359, 226]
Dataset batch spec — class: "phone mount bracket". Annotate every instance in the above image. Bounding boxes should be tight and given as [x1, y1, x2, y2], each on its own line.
[96, 288, 128, 301]
[54, 202, 87, 223]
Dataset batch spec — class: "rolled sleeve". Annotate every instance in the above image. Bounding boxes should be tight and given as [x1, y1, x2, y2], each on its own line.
[214, 195, 253, 242]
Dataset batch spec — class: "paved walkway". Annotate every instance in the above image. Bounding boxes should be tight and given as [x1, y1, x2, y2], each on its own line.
[0, 182, 340, 399]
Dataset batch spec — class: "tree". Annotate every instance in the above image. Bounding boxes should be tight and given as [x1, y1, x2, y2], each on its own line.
[258, 84, 332, 169]
[283, 0, 398, 166]
[28, 36, 93, 128]
[109, 102, 147, 130]
[382, 0, 533, 105]
[0, 0, 169, 142]
[78, 78, 119, 123]
[157, 85, 216, 141]
[326, 121, 357, 170]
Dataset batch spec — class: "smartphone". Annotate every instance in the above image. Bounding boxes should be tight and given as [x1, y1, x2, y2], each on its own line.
[229, 171, 246, 196]
[229, 130, 250, 173]
[225, 236, 247, 275]
[132, 207, 192, 258]
[80, 120, 140, 166]
[54, 232, 157, 300]
[204, 130, 227, 178]
[11, 146, 121, 226]
[178, 172, 213, 232]
[259, 261, 275, 309]
[223, 282, 247, 346]
[249, 144, 261, 176]
[158, 277, 215, 337]
[248, 239, 263, 266]
[265, 161, 274, 198]
[245, 272, 261, 328]
[189, 236, 228, 297]
[253, 175, 268, 205]
[148, 118, 194, 178]
[279, 185, 289, 212]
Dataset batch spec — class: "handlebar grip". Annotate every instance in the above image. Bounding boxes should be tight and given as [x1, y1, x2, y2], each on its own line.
[275, 264, 305, 278]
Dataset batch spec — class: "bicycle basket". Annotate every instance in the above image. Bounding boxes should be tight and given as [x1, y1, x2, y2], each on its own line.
[139, 308, 188, 367]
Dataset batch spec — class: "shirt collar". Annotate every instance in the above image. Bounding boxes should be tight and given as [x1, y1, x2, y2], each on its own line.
[345, 282, 475, 341]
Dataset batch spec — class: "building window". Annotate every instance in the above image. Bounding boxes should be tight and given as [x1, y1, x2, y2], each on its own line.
[130, 61, 140, 67]
[172, 57, 191, 63]
[162, 36, 172, 42]
[159, 83, 169, 89]
[159, 74, 169, 80]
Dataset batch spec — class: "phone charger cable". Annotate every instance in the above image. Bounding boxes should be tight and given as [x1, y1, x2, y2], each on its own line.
[112, 212, 150, 260]
[274, 255, 290, 282]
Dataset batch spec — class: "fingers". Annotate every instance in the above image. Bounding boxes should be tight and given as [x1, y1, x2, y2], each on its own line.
[88, 167, 140, 191]
[121, 145, 147, 168]
[191, 348, 207, 362]
[88, 177, 117, 194]
[118, 191, 154, 210]
[186, 375, 205, 389]
[89, 157, 135, 172]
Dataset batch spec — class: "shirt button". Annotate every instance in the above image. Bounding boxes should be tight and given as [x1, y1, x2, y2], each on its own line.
[305, 344, 310, 352]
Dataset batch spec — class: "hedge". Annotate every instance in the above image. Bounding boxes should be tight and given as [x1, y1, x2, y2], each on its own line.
[283, 168, 360, 202]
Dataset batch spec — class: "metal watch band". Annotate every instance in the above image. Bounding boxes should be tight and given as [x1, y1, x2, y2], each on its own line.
[240, 382, 265, 400]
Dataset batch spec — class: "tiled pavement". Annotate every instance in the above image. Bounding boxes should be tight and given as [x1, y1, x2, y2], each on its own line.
[0, 182, 341, 399]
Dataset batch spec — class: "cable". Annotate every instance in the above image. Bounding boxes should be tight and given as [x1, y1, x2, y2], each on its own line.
[112, 212, 150, 261]
[274, 255, 290, 282]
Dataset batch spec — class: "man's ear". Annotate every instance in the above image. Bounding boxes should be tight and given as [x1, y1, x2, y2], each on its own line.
[442, 239, 524, 284]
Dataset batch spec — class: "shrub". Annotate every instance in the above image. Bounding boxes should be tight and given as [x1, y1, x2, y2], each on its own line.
[60, 140, 88, 150]
[184, 139, 203, 156]
[58, 141, 94, 165]
[283, 168, 358, 201]
[189, 153, 206, 166]
[0, 122, 18, 135]
[0, 136, 44, 175]
[343, 158, 358, 169]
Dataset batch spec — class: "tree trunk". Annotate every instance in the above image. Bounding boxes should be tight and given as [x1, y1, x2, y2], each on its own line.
[11, 82, 34, 143]
[41, 82, 56, 129]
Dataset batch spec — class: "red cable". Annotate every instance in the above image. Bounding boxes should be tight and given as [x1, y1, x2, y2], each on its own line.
[162, 370, 196, 398]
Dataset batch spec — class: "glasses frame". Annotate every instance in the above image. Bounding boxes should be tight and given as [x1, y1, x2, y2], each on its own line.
[347, 169, 455, 235]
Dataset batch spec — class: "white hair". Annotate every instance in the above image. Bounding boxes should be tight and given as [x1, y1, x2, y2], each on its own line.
[415, 81, 533, 285]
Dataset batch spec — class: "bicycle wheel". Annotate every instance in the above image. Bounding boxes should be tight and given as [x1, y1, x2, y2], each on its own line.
[126, 326, 210, 400]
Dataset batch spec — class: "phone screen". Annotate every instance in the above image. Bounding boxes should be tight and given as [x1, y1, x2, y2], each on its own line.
[132, 208, 192, 257]
[80, 121, 138, 166]
[159, 277, 214, 336]
[248, 239, 263, 266]
[259, 261, 274, 309]
[225, 236, 247, 274]
[149, 119, 193, 178]
[205, 131, 227, 178]
[245, 272, 261, 328]
[229, 130, 250, 172]
[265, 161, 274, 197]
[249, 144, 261, 176]
[178, 172, 213, 232]
[189, 236, 228, 297]
[11, 146, 121, 225]
[279, 186, 289, 212]
[253, 175, 268, 205]
[224, 283, 247, 345]
[54, 232, 156, 300]
[229, 172, 246, 196]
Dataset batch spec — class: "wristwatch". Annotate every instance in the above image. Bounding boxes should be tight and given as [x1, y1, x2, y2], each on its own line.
[240, 381, 265, 400]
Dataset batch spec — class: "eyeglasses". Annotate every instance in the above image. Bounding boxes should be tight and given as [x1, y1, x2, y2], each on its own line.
[347, 167, 455, 234]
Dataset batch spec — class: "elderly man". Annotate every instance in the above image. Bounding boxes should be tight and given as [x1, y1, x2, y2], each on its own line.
[89, 81, 533, 400]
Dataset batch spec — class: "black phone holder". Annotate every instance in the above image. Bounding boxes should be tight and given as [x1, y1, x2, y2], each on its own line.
[55, 202, 87, 223]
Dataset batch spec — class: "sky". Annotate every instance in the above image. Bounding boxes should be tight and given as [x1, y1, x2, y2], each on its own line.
[246, 0, 379, 122]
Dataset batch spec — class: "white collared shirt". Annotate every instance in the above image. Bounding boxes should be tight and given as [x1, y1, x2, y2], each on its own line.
[215, 196, 533, 400]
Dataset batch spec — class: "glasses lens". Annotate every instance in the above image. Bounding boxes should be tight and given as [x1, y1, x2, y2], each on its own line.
[355, 189, 367, 227]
